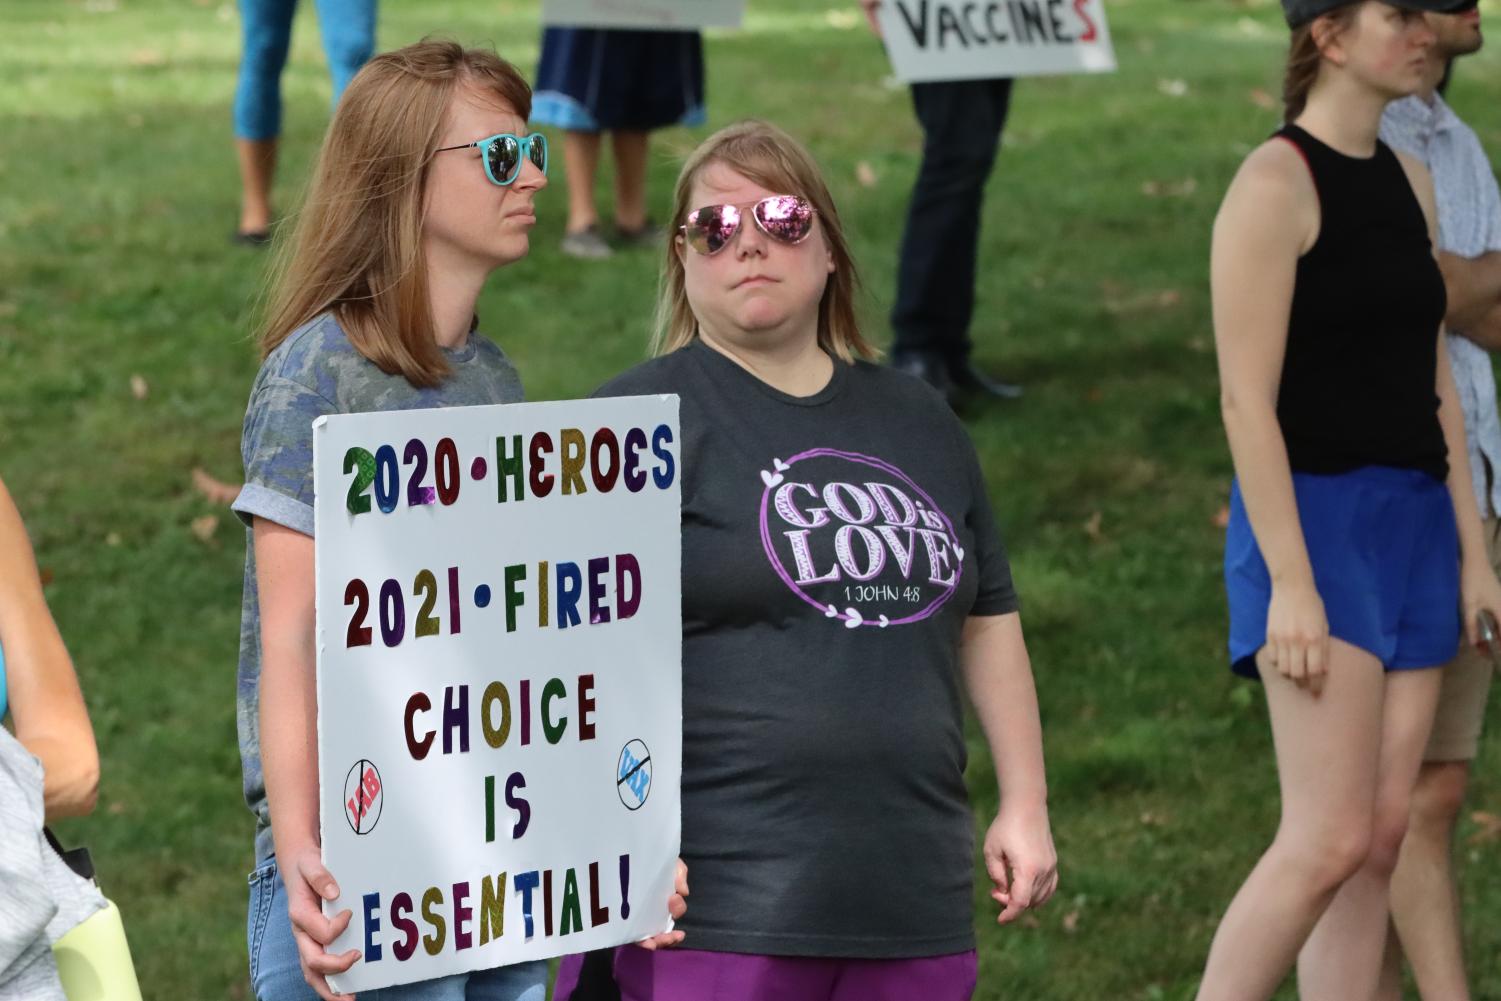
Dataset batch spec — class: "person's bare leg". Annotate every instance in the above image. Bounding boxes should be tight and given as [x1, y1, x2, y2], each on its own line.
[1375, 921, 1404, 1001]
[1298, 667, 1444, 1000]
[1390, 759, 1472, 1000]
[1195, 640, 1385, 1001]
[611, 129, 650, 232]
[563, 129, 603, 234]
[237, 137, 279, 236]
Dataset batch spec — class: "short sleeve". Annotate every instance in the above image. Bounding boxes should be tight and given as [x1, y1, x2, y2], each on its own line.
[230, 375, 336, 536]
[961, 434, 1020, 617]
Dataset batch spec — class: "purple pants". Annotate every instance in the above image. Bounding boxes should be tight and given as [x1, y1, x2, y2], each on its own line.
[554, 948, 979, 1001]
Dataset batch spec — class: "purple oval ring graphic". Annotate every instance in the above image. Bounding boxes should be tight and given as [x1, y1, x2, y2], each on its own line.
[757, 448, 963, 628]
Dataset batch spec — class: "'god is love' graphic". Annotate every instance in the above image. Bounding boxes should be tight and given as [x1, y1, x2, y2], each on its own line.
[758, 448, 964, 628]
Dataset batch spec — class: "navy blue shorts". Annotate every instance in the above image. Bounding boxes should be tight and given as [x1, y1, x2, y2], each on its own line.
[532, 28, 706, 132]
[1225, 466, 1460, 679]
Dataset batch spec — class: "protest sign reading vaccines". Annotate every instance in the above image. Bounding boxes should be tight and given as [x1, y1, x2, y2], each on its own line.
[312, 395, 683, 994]
[542, 0, 744, 29]
[876, 0, 1115, 81]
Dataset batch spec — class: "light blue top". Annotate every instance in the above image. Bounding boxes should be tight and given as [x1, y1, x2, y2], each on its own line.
[1382, 93, 1501, 517]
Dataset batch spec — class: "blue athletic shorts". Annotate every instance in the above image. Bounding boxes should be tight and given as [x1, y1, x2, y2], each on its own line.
[1225, 465, 1461, 679]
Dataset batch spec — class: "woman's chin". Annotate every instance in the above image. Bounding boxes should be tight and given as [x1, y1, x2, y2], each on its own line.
[732, 300, 799, 333]
[490, 235, 531, 268]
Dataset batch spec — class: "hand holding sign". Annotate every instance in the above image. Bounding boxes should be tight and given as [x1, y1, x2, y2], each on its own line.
[636, 859, 689, 951]
[283, 845, 359, 1001]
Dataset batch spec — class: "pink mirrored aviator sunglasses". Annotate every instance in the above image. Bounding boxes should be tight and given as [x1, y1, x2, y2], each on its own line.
[680, 195, 817, 256]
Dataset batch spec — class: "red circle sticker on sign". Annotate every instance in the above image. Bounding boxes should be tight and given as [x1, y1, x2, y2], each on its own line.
[344, 759, 384, 835]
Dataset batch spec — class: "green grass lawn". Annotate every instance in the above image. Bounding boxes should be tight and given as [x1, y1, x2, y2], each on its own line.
[2, 0, 1500, 996]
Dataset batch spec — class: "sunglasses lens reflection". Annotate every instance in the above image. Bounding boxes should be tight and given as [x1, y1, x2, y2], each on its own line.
[487, 136, 521, 184]
[528, 134, 547, 172]
[755, 196, 814, 244]
[687, 204, 741, 255]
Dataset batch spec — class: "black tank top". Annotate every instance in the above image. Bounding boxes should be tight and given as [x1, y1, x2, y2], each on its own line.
[1274, 123, 1449, 481]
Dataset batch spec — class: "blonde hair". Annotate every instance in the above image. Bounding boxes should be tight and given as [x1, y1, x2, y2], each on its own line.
[257, 39, 532, 387]
[652, 120, 875, 362]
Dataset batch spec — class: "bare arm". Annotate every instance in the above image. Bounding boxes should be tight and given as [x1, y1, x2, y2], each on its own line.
[960, 612, 1056, 923]
[1213, 141, 1330, 689]
[1455, 299, 1501, 352]
[253, 518, 358, 998]
[1438, 250, 1501, 333]
[255, 519, 321, 868]
[0, 477, 98, 820]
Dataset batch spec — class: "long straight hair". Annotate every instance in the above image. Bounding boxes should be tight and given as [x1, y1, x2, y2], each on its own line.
[257, 40, 532, 387]
[653, 120, 875, 362]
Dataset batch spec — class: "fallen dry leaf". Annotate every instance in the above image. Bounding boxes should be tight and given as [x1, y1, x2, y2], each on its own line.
[129, 374, 148, 400]
[1213, 505, 1231, 529]
[1249, 88, 1276, 111]
[1019, 913, 1041, 929]
[107, 800, 127, 816]
[1083, 511, 1103, 540]
[105, 532, 122, 547]
[1157, 289, 1182, 308]
[855, 161, 878, 188]
[1062, 910, 1080, 933]
[39, 567, 54, 587]
[129, 48, 165, 67]
[192, 467, 242, 506]
[190, 514, 220, 544]
[1468, 810, 1501, 845]
[1086, 386, 1104, 403]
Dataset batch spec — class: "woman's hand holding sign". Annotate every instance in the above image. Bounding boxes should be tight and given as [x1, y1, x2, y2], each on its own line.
[282, 845, 360, 1001]
[635, 858, 689, 950]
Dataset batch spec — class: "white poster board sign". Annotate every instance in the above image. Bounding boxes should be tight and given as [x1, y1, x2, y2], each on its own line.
[312, 396, 682, 993]
[542, 0, 744, 29]
[877, 0, 1115, 81]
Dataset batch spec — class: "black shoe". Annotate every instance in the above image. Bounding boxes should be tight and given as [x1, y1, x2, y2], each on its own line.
[890, 350, 959, 406]
[948, 360, 1023, 400]
[232, 229, 272, 247]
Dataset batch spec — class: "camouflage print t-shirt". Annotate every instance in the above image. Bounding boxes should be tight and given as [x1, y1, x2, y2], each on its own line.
[231, 313, 524, 862]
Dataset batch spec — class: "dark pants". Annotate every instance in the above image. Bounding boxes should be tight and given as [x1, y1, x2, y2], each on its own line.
[891, 78, 1014, 363]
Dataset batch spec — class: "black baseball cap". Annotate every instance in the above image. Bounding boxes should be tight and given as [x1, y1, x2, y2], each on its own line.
[1283, 0, 1476, 28]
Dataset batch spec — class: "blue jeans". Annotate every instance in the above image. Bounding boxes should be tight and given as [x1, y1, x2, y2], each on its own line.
[891, 78, 1014, 362]
[233, 0, 377, 139]
[247, 859, 548, 1001]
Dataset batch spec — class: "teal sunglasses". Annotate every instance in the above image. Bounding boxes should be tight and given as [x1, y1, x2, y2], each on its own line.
[435, 132, 548, 187]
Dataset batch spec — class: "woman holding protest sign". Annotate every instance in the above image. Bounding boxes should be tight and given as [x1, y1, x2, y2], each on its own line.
[232, 39, 686, 1001]
[554, 120, 1056, 1001]
[1198, 1, 1501, 998]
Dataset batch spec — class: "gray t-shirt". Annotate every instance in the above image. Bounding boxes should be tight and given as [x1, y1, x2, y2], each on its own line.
[0, 728, 105, 1001]
[597, 341, 1019, 958]
[232, 313, 524, 861]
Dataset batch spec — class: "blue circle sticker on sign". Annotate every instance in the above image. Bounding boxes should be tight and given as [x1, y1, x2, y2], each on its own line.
[617, 739, 652, 811]
[344, 759, 383, 835]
